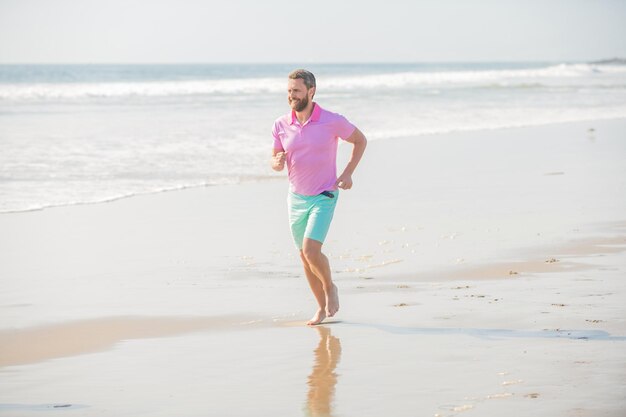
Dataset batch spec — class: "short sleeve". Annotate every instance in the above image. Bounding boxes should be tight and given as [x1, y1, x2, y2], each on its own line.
[334, 114, 356, 141]
[272, 121, 284, 151]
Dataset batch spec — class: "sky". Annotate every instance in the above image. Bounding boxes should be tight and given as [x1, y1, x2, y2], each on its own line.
[0, 0, 625, 63]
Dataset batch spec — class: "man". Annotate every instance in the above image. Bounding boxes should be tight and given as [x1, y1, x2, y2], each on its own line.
[271, 69, 367, 326]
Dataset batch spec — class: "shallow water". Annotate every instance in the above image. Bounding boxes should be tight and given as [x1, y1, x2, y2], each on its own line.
[2, 62, 626, 213]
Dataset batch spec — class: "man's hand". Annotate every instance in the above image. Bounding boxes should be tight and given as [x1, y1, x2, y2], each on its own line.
[336, 128, 366, 190]
[336, 173, 352, 189]
[272, 151, 286, 171]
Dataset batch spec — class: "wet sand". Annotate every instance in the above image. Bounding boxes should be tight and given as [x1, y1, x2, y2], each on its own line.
[1, 119, 625, 416]
[0, 316, 265, 367]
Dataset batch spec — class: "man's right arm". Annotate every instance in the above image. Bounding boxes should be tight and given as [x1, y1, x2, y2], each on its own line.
[271, 149, 286, 171]
[271, 120, 286, 171]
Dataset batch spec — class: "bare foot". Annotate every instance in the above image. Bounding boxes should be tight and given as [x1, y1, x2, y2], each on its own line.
[325, 284, 340, 317]
[307, 308, 327, 326]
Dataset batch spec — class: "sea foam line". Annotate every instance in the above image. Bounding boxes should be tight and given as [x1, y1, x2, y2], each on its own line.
[0, 175, 281, 214]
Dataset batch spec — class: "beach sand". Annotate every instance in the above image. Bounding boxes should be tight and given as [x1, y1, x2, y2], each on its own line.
[1, 119, 625, 416]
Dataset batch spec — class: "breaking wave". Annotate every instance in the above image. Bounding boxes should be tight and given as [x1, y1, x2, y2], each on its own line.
[2, 63, 624, 101]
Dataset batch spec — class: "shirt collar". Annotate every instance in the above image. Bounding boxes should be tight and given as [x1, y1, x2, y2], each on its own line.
[290, 102, 322, 125]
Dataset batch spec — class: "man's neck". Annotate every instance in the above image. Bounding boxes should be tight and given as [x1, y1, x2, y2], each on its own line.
[294, 103, 315, 125]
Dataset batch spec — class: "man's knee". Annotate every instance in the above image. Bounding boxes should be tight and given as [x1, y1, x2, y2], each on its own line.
[299, 250, 309, 265]
[302, 239, 322, 263]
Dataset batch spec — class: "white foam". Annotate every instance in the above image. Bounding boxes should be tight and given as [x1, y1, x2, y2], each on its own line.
[1, 63, 624, 101]
[324, 63, 626, 90]
[0, 77, 285, 100]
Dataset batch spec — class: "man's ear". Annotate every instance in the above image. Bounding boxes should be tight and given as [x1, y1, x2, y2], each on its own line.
[309, 86, 316, 99]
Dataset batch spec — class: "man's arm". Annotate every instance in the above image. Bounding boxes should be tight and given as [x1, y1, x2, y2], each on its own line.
[336, 128, 367, 189]
[271, 148, 286, 171]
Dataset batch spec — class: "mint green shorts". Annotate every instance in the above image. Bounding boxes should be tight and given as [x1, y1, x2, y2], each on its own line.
[288, 190, 339, 250]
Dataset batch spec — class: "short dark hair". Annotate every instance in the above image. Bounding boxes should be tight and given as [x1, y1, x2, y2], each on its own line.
[288, 69, 316, 89]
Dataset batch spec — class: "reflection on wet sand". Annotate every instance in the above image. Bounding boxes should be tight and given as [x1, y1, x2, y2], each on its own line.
[305, 326, 342, 417]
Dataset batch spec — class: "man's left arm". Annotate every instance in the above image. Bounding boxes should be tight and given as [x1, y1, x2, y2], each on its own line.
[336, 128, 367, 190]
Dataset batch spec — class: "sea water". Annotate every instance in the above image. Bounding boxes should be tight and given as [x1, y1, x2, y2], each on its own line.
[1, 62, 625, 213]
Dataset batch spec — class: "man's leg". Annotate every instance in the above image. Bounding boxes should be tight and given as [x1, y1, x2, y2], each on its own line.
[300, 250, 327, 325]
[302, 238, 340, 320]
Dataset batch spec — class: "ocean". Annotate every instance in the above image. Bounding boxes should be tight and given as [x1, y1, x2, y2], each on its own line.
[1, 62, 625, 213]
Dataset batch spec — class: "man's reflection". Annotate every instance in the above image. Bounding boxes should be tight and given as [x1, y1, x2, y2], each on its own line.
[305, 326, 342, 417]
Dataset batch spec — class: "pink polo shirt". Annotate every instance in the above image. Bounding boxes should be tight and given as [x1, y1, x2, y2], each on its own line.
[272, 103, 356, 196]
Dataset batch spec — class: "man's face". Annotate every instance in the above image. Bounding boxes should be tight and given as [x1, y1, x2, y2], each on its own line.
[288, 78, 315, 112]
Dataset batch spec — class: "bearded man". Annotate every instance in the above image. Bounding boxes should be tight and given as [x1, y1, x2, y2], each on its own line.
[271, 69, 367, 325]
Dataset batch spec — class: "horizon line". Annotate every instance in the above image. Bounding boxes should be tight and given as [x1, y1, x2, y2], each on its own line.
[1, 58, 622, 66]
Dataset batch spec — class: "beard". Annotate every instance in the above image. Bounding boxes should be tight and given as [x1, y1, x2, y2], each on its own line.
[289, 95, 309, 112]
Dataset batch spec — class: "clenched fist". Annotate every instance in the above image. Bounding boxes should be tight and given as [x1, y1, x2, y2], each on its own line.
[272, 151, 286, 171]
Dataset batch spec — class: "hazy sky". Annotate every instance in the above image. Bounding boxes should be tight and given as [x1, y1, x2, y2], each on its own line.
[1, 0, 625, 63]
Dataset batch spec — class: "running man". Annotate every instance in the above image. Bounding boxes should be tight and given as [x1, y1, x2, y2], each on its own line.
[271, 69, 367, 325]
